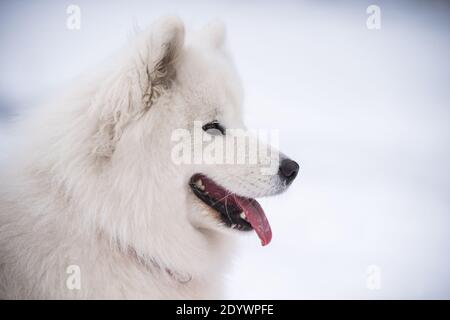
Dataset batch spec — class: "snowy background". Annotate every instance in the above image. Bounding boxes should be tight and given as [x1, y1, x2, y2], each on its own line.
[0, 0, 449, 299]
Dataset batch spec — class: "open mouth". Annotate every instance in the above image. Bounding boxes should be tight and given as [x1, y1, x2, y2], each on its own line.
[189, 173, 272, 246]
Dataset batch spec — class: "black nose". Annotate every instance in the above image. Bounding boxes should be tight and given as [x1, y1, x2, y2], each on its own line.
[279, 159, 299, 185]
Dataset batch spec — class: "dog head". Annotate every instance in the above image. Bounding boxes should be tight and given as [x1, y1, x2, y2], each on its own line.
[30, 17, 301, 278]
[84, 17, 299, 252]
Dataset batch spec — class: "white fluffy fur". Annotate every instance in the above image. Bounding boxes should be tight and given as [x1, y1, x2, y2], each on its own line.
[0, 17, 286, 299]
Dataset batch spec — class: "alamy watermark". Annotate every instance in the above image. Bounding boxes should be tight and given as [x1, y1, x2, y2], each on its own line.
[366, 5, 381, 30]
[170, 121, 280, 175]
[66, 265, 81, 290]
[66, 5, 81, 30]
[366, 264, 382, 290]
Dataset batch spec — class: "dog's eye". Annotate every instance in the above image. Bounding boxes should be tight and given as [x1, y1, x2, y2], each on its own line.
[202, 121, 225, 136]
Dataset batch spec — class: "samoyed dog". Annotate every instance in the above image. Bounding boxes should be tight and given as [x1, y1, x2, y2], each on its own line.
[0, 16, 299, 299]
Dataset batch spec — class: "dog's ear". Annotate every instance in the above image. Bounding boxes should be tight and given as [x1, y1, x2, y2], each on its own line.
[92, 16, 185, 159]
[142, 16, 185, 101]
[200, 20, 226, 49]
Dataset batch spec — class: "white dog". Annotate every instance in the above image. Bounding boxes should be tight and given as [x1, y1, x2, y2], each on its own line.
[0, 16, 299, 299]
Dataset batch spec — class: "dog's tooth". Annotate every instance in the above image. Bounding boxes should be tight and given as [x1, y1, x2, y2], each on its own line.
[195, 179, 205, 191]
[240, 212, 246, 220]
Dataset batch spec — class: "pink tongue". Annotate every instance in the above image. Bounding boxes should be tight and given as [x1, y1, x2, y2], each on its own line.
[234, 196, 272, 246]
